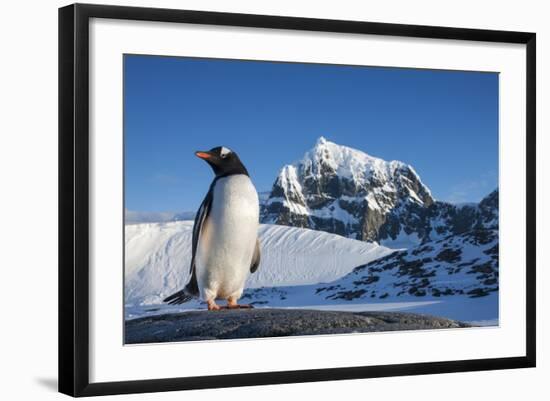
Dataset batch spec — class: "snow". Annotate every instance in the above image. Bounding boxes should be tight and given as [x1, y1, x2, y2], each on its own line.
[407, 187, 423, 204]
[454, 202, 477, 208]
[125, 221, 498, 327]
[125, 221, 499, 326]
[125, 300, 441, 320]
[265, 293, 497, 323]
[264, 137, 434, 229]
[125, 222, 194, 305]
[278, 165, 304, 197]
[302, 227, 499, 325]
[309, 200, 358, 225]
[366, 192, 383, 212]
[467, 319, 500, 327]
[265, 196, 286, 205]
[125, 140, 498, 328]
[394, 293, 499, 324]
[380, 228, 421, 249]
[273, 165, 309, 215]
[356, 230, 498, 297]
[126, 288, 498, 325]
[125, 221, 394, 307]
[277, 301, 442, 313]
[399, 163, 433, 199]
[301, 136, 400, 185]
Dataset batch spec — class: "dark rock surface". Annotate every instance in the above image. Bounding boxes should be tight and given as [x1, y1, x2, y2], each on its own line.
[125, 308, 472, 344]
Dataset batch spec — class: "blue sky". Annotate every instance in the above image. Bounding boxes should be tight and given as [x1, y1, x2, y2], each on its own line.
[124, 55, 498, 212]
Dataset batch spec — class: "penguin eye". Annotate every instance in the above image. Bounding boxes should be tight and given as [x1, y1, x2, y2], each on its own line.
[220, 147, 231, 159]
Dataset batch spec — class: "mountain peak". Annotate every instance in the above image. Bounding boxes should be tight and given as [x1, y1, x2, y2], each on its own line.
[302, 138, 401, 187]
[262, 137, 437, 241]
[316, 136, 328, 146]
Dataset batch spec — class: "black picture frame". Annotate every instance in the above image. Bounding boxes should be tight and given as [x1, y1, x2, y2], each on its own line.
[59, 3, 536, 397]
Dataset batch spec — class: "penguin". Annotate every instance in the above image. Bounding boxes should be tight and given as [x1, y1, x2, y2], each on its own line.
[163, 146, 261, 310]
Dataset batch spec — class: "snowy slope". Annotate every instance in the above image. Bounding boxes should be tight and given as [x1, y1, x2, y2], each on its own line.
[238, 228, 498, 303]
[125, 222, 498, 324]
[236, 228, 498, 324]
[316, 228, 499, 301]
[125, 221, 394, 307]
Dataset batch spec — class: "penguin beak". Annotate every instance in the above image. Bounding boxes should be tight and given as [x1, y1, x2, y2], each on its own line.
[195, 151, 214, 160]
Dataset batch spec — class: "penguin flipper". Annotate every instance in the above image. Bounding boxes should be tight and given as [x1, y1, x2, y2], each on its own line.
[163, 184, 214, 306]
[250, 238, 261, 273]
[190, 184, 214, 273]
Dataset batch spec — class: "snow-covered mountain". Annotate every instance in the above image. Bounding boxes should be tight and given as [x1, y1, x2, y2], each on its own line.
[316, 226, 498, 301]
[125, 221, 394, 306]
[261, 137, 498, 246]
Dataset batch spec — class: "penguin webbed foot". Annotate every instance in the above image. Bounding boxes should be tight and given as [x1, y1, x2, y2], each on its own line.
[206, 298, 254, 311]
[207, 300, 221, 311]
[224, 297, 254, 310]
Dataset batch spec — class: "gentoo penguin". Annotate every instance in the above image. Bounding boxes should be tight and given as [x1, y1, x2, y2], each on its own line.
[163, 146, 261, 310]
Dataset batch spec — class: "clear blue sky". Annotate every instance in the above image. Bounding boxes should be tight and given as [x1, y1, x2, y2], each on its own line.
[124, 55, 498, 212]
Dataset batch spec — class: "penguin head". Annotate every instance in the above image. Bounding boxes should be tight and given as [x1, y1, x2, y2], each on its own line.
[195, 146, 249, 177]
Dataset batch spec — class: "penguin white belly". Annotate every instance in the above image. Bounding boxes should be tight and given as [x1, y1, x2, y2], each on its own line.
[195, 174, 259, 301]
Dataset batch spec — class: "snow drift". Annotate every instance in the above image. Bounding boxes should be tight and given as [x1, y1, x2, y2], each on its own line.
[125, 221, 394, 306]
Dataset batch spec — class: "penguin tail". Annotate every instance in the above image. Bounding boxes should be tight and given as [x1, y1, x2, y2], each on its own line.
[163, 289, 194, 305]
[164, 269, 200, 305]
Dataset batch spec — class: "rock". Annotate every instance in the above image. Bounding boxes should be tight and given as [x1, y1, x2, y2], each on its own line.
[260, 138, 499, 245]
[320, 225, 498, 301]
[435, 248, 462, 263]
[124, 308, 472, 344]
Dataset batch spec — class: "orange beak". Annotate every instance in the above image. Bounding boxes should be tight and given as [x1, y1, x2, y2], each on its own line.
[195, 151, 212, 160]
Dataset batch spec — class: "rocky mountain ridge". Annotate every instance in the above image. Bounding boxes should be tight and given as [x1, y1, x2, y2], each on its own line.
[261, 137, 498, 246]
